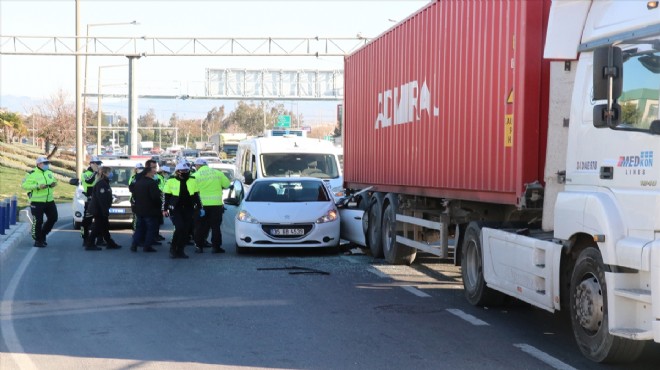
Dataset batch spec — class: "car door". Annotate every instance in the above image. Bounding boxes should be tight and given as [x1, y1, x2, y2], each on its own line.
[338, 192, 370, 247]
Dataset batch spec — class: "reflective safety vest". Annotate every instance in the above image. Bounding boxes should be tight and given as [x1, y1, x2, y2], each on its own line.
[81, 168, 97, 196]
[193, 165, 230, 206]
[155, 173, 166, 191]
[22, 167, 57, 203]
[163, 176, 201, 209]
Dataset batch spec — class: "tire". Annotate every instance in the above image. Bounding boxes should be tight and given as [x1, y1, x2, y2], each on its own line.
[366, 193, 384, 258]
[460, 222, 504, 306]
[570, 247, 645, 363]
[73, 220, 82, 230]
[381, 194, 416, 265]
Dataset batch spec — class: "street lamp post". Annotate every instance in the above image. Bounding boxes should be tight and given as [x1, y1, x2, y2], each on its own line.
[83, 21, 138, 150]
[97, 64, 126, 155]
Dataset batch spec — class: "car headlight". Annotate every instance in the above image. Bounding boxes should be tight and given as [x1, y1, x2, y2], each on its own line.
[237, 210, 259, 223]
[316, 209, 338, 224]
[332, 186, 345, 198]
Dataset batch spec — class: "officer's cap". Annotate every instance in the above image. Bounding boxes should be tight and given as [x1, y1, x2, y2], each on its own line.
[36, 156, 50, 165]
[175, 162, 190, 171]
[194, 158, 207, 166]
[89, 156, 103, 165]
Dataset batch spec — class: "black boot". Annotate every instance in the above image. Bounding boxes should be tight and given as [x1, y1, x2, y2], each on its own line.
[106, 240, 122, 249]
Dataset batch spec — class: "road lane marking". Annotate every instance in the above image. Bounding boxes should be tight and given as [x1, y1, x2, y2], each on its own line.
[446, 308, 490, 326]
[1, 247, 38, 370]
[400, 285, 431, 297]
[367, 267, 390, 279]
[514, 343, 578, 370]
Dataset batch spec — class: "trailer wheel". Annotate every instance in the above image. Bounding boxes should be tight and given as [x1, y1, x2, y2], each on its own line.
[366, 193, 385, 258]
[461, 223, 503, 306]
[381, 194, 416, 265]
[570, 247, 645, 363]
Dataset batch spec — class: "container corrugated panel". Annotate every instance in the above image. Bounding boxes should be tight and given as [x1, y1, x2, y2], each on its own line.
[344, 0, 551, 206]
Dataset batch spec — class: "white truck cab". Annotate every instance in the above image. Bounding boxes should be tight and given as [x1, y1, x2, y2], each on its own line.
[235, 135, 344, 200]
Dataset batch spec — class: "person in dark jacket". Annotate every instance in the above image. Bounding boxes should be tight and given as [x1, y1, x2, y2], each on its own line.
[162, 162, 202, 259]
[84, 167, 122, 251]
[130, 163, 162, 253]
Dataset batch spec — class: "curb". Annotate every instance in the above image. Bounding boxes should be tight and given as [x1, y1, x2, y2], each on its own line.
[0, 222, 31, 262]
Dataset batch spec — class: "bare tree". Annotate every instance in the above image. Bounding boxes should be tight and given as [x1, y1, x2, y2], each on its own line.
[31, 89, 75, 156]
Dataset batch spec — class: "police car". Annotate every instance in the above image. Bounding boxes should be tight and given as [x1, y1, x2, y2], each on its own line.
[71, 157, 143, 229]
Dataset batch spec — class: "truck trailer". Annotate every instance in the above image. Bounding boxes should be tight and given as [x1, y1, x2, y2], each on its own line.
[342, 0, 660, 363]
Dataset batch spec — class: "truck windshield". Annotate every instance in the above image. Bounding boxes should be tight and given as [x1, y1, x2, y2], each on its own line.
[261, 153, 339, 179]
[619, 45, 660, 130]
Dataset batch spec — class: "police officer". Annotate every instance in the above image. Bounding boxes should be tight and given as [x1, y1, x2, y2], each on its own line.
[163, 162, 202, 259]
[192, 158, 230, 253]
[22, 156, 58, 248]
[80, 156, 103, 244]
[128, 162, 145, 230]
[84, 166, 122, 251]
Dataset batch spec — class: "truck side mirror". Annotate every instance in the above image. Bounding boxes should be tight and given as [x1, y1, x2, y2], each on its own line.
[593, 102, 620, 128]
[243, 171, 254, 185]
[593, 46, 623, 101]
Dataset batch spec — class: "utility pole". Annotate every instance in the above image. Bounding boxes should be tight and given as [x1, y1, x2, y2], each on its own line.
[127, 55, 141, 155]
[75, 0, 84, 175]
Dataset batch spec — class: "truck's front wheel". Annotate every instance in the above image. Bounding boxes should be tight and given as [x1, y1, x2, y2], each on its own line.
[461, 223, 503, 306]
[570, 247, 645, 363]
[367, 193, 384, 258]
[381, 194, 416, 265]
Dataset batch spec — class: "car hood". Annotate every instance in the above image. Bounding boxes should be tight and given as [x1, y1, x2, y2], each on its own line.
[243, 202, 335, 224]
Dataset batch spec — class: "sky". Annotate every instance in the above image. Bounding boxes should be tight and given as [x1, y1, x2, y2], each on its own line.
[0, 0, 430, 124]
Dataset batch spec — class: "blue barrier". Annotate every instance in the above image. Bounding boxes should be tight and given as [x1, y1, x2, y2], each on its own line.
[10, 195, 17, 225]
[0, 199, 5, 235]
[3, 199, 8, 232]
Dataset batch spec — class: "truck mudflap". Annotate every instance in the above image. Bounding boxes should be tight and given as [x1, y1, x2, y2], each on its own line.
[481, 227, 563, 312]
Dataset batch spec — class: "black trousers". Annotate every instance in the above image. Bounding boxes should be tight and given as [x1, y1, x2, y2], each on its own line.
[81, 199, 93, 239]
[87, 214, 113, 246]
[194, 205, 223, 248]
[30, 201, 58, 242]
[171, 207, 194, 254]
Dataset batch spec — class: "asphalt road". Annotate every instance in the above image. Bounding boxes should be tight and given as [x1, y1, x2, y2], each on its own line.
[2, 205, 660, 369]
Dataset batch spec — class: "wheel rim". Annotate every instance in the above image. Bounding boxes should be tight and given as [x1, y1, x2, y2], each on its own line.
[465, 240, 479, 290]
[574, 273, 604, 334]
[382, 208, 392, 254]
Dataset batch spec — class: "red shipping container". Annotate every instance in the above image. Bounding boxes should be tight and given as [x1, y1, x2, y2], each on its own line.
[344, 0, 551, 206]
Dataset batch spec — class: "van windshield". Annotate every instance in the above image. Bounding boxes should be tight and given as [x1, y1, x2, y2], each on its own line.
[261, 153, 339, 179]
[108, 167, 135, 188]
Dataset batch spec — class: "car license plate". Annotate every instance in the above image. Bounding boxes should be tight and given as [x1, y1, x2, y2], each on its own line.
[109, 208, 126, 214]
[271, 228, 304, 236]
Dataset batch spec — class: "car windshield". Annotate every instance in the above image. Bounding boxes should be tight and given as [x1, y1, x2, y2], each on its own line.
[220, 169, 234, 180]
[247, 180, 330, 202]
[261, 153, 339, 179]
[107, 167, 135, 187]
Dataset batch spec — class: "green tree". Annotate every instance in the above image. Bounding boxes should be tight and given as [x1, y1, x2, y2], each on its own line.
[621, 102, 640, 127]
[0, 110, 27, 143]
[138, 108, 158, 141]
[225, 101, 278, 135]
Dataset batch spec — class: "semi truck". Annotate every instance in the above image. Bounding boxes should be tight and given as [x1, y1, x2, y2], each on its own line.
[341, 0, 660, 363]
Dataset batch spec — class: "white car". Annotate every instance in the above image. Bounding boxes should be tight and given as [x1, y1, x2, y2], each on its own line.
[226, 177, 340, 253]
[71, 158, 142, 229]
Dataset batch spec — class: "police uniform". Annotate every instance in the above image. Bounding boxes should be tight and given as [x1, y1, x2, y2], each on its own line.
[21, 157, 58, 247]
[163, 162, 202, 259]
[84, 172, 122, 250]
[80, 157, 103, 243]
[193, 159, 231, 253]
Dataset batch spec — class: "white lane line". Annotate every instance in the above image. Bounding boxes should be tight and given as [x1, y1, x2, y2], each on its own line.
[339, 255, 361, 264]
[514, 343, 578, 370]
[446, 308, 490, 326]
[1, 247, 38, 370]
[367, 267, 390, 279]
[400, 285, 431, 298]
